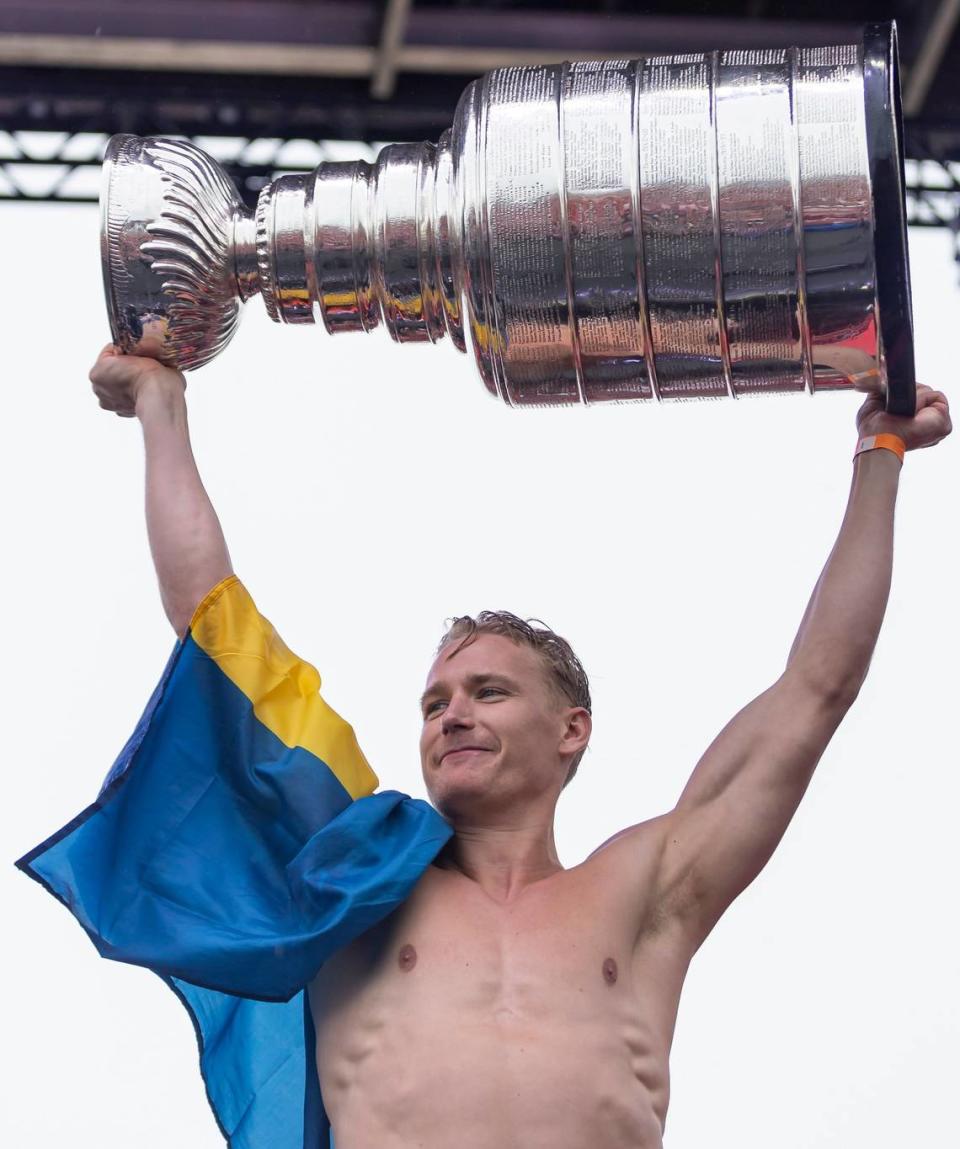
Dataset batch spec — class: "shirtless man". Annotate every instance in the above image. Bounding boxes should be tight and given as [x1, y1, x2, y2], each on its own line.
[90, 344, 951, 1149]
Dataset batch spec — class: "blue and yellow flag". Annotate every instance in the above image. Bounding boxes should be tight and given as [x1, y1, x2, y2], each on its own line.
[16, 575, 453, 1148]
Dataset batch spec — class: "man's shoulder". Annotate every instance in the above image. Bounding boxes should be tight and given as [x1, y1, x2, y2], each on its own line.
[582, 810, 703, 950]
[581, 812, 674, 920]
[586, 810, 675, 867]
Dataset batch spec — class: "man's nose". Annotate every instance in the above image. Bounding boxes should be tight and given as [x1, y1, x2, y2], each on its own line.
[441, 694, 474, 734]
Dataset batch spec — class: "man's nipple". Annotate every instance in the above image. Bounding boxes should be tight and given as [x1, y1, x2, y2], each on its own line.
[398, 943, 418, 972]
[602, 957, 618, 985]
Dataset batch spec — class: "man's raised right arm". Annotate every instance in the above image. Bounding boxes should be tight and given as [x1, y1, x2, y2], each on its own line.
[90, 344, 233, 637]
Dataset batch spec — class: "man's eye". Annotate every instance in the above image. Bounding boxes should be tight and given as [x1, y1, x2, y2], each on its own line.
[424, 700, 445, 716]
[478, 687, 504, 699]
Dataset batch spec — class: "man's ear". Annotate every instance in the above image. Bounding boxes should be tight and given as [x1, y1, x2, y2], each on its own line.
[560, 707, 592, 758]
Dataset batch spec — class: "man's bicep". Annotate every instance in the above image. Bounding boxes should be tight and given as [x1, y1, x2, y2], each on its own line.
[657, 673, 854, 937]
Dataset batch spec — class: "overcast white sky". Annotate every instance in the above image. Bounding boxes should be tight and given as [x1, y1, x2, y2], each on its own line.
[2, 200, 957, 1147]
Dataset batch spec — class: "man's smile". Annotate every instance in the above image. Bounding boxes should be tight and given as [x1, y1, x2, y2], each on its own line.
[440, 747, 492, 763]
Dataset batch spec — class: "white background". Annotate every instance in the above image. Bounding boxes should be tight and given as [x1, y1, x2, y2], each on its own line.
[2, 200, 957, 1147]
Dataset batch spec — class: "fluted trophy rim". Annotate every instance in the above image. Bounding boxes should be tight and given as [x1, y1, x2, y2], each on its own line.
[100, 132, 132, 354]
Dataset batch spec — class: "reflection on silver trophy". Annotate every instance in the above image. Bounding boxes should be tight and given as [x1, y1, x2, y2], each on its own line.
[100, 22, 915, 413]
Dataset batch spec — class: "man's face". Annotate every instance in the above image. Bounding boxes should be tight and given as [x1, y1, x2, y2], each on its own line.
[419, 633, 580, 820]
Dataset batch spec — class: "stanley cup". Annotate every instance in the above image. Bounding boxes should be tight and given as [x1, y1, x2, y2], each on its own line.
[100, 22, 916, 414]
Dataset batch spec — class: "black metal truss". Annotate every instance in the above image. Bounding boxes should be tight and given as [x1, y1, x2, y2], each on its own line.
[3, 127, 958, 242]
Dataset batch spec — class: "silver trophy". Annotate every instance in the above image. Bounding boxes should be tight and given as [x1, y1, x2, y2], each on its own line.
[100, 22, 915, 414]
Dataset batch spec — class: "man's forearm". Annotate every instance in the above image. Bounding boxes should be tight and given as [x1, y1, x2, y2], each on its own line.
[785, 448, 901, 700]
[138, 382, 233, 636]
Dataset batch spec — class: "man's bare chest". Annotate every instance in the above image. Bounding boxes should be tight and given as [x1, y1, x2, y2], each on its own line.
[306, 850, 693, 1144]
[307, 851, 690, 1070]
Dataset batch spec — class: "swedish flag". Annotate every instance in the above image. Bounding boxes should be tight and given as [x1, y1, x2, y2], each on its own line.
[16, 576, 453, 1147]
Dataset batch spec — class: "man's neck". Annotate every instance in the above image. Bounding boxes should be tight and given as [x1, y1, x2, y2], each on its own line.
[434, 825, 565, 903]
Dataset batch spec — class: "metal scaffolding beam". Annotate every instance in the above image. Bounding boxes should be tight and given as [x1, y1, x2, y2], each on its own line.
[903, 0, 960, 116]
[3, 129, 958, 231]
[0, 0, 958, 277]
[0, 2, 865, 77]
[371, 0, 415, 100]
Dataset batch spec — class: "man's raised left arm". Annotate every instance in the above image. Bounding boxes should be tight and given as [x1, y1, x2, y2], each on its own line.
[645, 384, 952, 944]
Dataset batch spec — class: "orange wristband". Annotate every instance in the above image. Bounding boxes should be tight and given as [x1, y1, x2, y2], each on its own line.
[853, 433, 905, 464]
